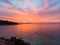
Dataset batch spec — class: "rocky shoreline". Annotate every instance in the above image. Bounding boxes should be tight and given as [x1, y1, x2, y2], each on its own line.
[0, 37, 30, 45]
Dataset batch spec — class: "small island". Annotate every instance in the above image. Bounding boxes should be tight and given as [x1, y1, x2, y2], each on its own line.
[0, 20, 18, 25]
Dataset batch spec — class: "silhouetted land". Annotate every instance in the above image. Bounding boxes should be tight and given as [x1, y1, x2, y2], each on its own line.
[19, 22, 60, 24]
[0, 20, 18, 25]
[0, 37, 30, 45]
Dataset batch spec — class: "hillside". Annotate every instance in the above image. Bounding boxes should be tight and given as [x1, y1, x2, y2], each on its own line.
[0, 20, 18, 25]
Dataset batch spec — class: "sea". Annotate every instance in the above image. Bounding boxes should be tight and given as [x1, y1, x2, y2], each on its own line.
[0, 24, 60, 45]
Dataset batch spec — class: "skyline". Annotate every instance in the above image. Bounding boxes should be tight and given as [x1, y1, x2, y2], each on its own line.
[0, 0, 60, 22]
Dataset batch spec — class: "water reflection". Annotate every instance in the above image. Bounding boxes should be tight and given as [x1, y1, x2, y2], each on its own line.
[16, 24, 60, 35]
[0, 24, 60, 45]
[16, 24, 60, 45]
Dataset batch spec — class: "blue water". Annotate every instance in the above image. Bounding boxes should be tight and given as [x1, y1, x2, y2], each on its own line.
[0, 24, 60, 45]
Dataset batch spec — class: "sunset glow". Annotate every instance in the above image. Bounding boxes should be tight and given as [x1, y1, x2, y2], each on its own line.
[0, 0, 60, 22]
[0, 0, 60, 45]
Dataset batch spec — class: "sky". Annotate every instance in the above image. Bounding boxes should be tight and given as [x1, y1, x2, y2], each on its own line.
[0, 0, 60, 22]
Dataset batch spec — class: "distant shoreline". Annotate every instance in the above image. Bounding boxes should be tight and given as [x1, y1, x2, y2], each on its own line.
[18, 22, 60, 24]
[0, 20, 60, 25]
[0, 20, 18, 25]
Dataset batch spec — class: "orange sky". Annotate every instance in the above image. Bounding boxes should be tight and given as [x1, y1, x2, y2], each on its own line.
[0, 5, 60, 23]
[0, 0, 60, 23]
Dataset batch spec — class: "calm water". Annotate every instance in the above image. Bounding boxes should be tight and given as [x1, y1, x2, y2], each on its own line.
[0, 24, 60, 45]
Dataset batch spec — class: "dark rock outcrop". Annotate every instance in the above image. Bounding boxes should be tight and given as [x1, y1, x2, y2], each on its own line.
[0, 37, 30, 45]
[0, 20, 18, 25]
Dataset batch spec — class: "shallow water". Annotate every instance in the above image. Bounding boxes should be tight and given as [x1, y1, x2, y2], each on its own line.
[0, 24, 60, 45]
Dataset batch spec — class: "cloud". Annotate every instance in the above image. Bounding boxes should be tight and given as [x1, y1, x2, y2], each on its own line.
[0, 0, 60, 22]
[0, 0, 60, 13]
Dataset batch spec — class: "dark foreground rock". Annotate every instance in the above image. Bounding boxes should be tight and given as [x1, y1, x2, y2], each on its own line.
[0, 37, 30, 45]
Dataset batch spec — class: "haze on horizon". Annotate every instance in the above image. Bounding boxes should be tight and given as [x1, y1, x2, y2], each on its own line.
[0, 0, 60, 22]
